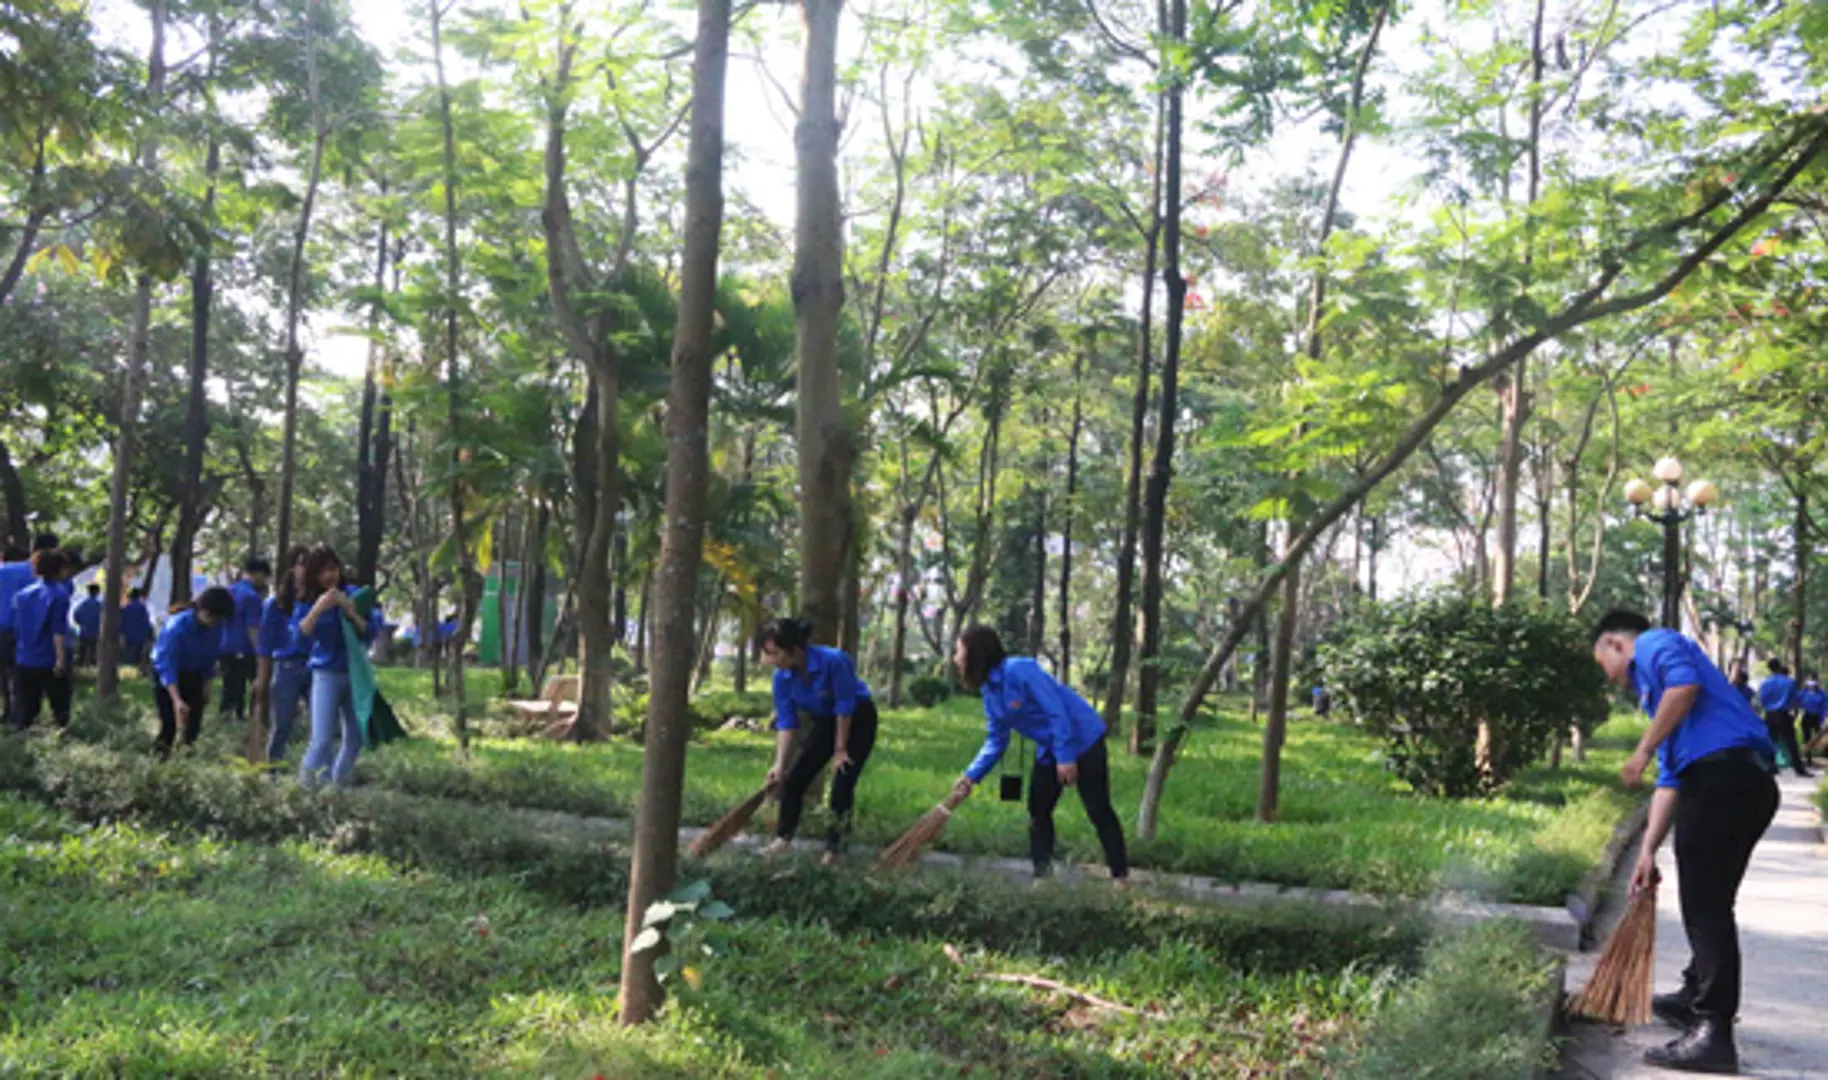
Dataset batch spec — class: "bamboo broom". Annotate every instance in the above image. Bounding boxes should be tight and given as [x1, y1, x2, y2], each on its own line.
[1571, 882, 1658, 1026]
[688, 784, 775, 858]
[879, 788, 969, 869]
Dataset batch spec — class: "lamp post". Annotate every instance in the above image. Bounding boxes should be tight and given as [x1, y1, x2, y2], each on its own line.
[1624, 457, 1719, 630]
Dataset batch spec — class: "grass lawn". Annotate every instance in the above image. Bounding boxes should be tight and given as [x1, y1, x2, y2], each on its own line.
[356, 676, 1645, 905]
[0, 792, 1402, 1078]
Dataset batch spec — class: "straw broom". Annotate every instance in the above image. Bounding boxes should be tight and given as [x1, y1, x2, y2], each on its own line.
[1571, 882, 1657, 1025]
[879, 788, 969, 869]
[688, 784, 775, 858]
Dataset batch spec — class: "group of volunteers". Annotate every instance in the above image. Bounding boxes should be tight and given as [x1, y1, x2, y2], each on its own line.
[1727, 657, 1821, 776]
[2, 536, 379, 790]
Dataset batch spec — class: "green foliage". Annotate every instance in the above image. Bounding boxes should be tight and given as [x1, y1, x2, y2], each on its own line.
[1319, 595, 1611, 798]
[632, 879, 735, 989]
[688, 691, 775, 730]
[1344, 920, 1559, 1080]
[906, 675, 954, 708]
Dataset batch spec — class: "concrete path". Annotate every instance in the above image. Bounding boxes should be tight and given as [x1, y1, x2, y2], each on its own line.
[1557, 772, 1828, 1079]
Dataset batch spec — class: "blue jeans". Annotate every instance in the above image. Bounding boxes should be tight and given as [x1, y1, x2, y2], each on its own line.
[266, 658, 311, 764]
[299, 670, 360, 788]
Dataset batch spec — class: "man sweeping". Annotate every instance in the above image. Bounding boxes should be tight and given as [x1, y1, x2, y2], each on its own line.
[1591, 609, 1779, 1074]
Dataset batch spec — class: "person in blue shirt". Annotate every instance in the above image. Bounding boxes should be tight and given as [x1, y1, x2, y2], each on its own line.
[217, 557, 270, 724]
[71, 583, 103, 667]
[1592, 609, 1779, 1073]
[255, 546, 311, 765]
[949, 625, 1128, 884]
[1799, 674, 1826, 768]
[150, 587, 236, 756]
[756, 617, 878, 865]
[120, 587, 155, 668]
[8, 548, 75, 731]
[296, 546, 376, 789]
[1756, 659, 1811, 778]
[0, 533, 59, 726]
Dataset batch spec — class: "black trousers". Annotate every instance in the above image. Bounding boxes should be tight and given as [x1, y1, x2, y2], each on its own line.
[153, 671, 209, 756]
[1028, 735, 1128, 879]
[1801, 713, 1823, 760]
[1674, 756, 1779, 1021]
[1763, 710, 1809, 775]
[0, 629, 15, 725]
[218, 654, 255, 721]
[76, 638, 97, 667]
[11, 666, 71, 730]
[777, 699, 879, 853]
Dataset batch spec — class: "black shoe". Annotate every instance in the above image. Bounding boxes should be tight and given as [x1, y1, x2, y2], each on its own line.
[1643, 1018, 1738, 1074]
[1653, 990, 1700, 1030]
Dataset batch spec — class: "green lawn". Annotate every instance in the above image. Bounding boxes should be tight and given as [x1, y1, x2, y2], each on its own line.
[357, 679, 1645, 905]
[0, 792, 1402, 1078]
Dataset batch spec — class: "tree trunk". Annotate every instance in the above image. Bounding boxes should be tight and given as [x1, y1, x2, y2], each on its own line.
[274, 3, 327, 563]
[356, 207, 394, 587]
[499, 515, 520, 695]
[1133, 0, 1188, 756]
[525, 502, 551, 680]
[793, 0, 849, 646]
[170, 63, 222, 604]
[1258, 560, 1300, 822]
[0, 439, 30, 548]
[1101, 94, 1165, 739]
[430, 0, 475, 748]
[1791, 483, 1808, 674]
[97, 0, 167, 701]
[619, 0, 728, 1024]
[1027, 482, 1047, 658]
[732, 615, 749, 693]
[634, 567, 652, 676]
[1058, 352, 1084, 681]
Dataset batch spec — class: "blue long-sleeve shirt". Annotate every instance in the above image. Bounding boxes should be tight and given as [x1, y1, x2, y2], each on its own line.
[964, 658, 1106, 783]
[72, 596, 102, 640]
[1800, 686, 1827, 717]
[1757, 673, 1797, 713]
[11, 580, 69, 668]
[771, 645, 871, 730]
[304, 587, 378, 673]
[0, 560, 34, 634]
[220, 580, 262, 657]
[152, 609, 222, 688]
[257, 597, 309, 662]
[121, 601, 154, 649]
[1631, 630, 1774, 789]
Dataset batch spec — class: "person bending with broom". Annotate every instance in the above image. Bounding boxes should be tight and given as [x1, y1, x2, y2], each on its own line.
[947, 625, 1127, 885]
[1592, 609, 1779, 1074]
[757, 617, 878, 868]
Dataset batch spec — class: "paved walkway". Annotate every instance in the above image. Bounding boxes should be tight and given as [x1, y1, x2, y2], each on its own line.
[1558, 772, 1828, 1079]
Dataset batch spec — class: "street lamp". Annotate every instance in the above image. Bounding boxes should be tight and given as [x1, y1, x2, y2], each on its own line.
[1625, 457, 1718, 629]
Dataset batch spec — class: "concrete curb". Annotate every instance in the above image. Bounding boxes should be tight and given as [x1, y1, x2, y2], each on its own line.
[1570, 798, 1651, 949]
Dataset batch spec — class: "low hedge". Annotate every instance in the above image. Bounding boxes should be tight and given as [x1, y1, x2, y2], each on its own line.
[1, 734, 1430, 975]
[1345, 919, 1559, 1079]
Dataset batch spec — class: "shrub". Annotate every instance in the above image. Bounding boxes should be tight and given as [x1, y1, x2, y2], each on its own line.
[905, 675, 953, 708]
[1345, 920, 1559, 1079]
[1319, 594, 1610, 797]
[688, 690, 775, 732]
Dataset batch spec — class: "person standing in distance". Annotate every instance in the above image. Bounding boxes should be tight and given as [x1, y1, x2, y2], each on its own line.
[218, 558, 271, 724]
[1756, 659, 1812, 778]
[121, 588, 155, 670]
[756, 617, 879, 866]
[296, 546, 376, 789]
[0, 534, 59, 724]
[1797, 673, 1826, 768]
[8, 548, 75, 731]
[1592, 609, 1779, 1073]
[950, 625, 1128, 884]
[71, 583, 103, 668]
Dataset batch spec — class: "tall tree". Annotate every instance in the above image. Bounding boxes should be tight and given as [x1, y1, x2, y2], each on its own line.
[274, 0, 328, 561]
[620, 0, 729, 1025]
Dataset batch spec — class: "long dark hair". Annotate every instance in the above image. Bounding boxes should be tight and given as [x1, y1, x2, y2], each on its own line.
[957, 624, 1008, 691]
[275, 544, 309, 608]
[755, 616, 815, 653]
[301, 545, 345, 602]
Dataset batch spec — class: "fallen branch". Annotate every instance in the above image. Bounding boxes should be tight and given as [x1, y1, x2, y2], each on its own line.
[942, 943, 1166, 1019]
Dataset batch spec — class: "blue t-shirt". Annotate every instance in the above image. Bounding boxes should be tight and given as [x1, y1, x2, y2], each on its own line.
[771, 645, 871, 731]
[0, 561, 35, 634]
[152, 608, 223, 688]
[1631, 630, 1775, 789]
[965, 658, 1107, 783]
[121, 601, 155, 648]
[219, 579, 263, 657]
[1801, 686, 1828, 716]
[1757, 673, 1797, 713]
[257, 597, 309, 662]
[72, 596, 102, 639]
[305, 587, 378, 673]
[11, 580, 70, 667]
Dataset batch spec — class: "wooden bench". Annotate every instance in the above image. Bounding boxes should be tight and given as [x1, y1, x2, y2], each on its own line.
[506, 675, 581, 734]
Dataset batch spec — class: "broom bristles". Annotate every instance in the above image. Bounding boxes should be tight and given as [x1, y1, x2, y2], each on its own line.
[688, 785, 773, 858]
[1572, 884, 1657, 1025]
[879, 790, 968, 869]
